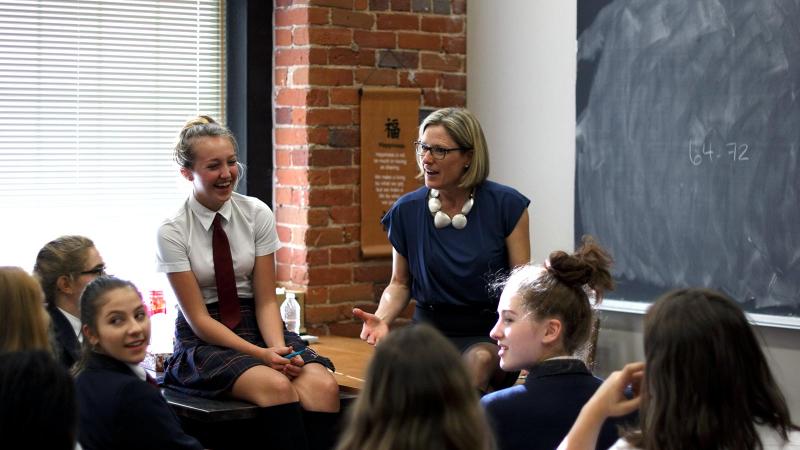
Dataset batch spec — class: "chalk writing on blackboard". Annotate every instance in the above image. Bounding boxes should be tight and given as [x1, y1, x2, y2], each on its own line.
[688, 142, 751, 166]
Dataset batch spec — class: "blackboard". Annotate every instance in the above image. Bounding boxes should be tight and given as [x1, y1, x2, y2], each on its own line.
[576, 0, 800, 320]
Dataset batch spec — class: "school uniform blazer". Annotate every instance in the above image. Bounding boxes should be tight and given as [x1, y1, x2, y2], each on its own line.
[47, 303, 81, 369]
[75, 352, 202, 450]
[481, 358, 624, 450]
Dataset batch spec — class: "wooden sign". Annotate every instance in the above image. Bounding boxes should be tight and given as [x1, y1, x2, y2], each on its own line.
[359, 87, 421, 258]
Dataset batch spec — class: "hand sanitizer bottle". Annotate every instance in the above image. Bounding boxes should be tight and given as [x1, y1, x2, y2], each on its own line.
[280, 292, 301, 334]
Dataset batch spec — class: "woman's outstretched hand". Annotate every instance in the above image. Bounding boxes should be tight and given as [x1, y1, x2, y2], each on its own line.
[352, 308, 389, 346]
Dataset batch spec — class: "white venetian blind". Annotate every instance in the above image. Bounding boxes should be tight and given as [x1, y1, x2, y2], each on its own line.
[0, 0, 224, 291]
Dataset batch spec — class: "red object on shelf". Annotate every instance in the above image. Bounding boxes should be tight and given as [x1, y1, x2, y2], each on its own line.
[148, 290, 166, 316]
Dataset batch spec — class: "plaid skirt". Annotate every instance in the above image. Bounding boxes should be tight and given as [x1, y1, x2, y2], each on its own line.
[163, 298, 334, 398]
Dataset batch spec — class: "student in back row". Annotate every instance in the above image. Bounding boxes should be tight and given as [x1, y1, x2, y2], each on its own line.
[560, 288, 800, 450]
[34, 235, 106, 368]
[156, 116, 339, 449]
[481, 236, 624, 450]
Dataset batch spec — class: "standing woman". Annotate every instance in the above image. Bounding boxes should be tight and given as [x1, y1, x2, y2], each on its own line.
[481, 237, 623, 450]
[354, 107, 531, 393]
[156, 116, 339, 448]
[0, 266, 52, 352]
[34, 235, 106, 368]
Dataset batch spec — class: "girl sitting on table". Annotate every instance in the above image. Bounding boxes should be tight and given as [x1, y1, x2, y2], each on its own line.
[156, 116, 339, 450]
[74, 276, 202, 450]
[481, 236, 624, 450]
[559, 288, 800, 450]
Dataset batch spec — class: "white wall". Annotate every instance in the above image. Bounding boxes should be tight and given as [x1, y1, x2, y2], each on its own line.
[467, 0, 575, 265]
[467, 0, 800, 418]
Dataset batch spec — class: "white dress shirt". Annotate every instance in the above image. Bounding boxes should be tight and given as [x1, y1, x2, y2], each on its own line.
[57, 306, 83, 342]
[156, 192, 281, 304]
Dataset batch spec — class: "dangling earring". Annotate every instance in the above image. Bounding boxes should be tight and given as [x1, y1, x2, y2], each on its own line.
[464, 164, 470, 168]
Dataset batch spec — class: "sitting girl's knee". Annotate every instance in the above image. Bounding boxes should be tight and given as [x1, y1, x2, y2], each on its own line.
[318, 371, 340, 396]
[245, 376, 299, 407]
[273, 376, 299, 397]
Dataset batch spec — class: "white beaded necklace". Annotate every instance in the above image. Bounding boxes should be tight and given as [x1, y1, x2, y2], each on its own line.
[427, 188, 474, 229]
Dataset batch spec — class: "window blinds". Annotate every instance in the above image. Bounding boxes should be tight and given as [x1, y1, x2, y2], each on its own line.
[0, 0, 223, 207]
[0, 0, 224, 285]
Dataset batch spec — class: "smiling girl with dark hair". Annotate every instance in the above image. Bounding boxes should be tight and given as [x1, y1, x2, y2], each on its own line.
[74, 276, 202, 450]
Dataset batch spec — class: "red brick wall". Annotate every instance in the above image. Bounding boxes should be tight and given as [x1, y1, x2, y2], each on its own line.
[273, 0, 467, 336]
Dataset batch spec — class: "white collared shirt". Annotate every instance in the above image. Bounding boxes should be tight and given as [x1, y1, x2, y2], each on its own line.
[57, 306, 83, 342]
[127, 363, 147, 381]
[605, 426, 800, 449]
[156, 192, 280, 304]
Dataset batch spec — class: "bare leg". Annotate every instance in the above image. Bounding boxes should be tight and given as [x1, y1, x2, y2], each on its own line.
[463, 342, 500, 393]
[231, 365, 299, 407]
[292, 363, 340, 412]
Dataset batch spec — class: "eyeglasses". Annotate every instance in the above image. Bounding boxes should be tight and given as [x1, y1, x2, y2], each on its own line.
[414, 141, 465, 160]
[78, 265, 106, 277]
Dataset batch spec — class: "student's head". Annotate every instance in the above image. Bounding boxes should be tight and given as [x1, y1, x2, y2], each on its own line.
[416, 107, 489, 190]
[78, 276, 150, 368]
[0, 350, 77, 450]
[33, 235, 104, 309]
[490, 236, 614, 371]
[635, 288, 796, 449]
[336, 324, 494, 450]
[0, 266, 51, 352]
[175, 115, 240, 211]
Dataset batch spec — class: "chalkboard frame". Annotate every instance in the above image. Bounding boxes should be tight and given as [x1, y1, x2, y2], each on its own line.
[599, 299, 800, 331]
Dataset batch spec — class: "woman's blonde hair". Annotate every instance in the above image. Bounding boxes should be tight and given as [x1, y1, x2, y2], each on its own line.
[416, 107, 490, 189]
[0, 267, 51, 352]
[336, 324, 495, 450]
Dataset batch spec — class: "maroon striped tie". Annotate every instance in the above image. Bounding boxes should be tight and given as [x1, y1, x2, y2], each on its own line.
[212, 213, 241, 329]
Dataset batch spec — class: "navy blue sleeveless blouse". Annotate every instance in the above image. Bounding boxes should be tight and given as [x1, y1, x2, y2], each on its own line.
[381, 180, 530, 335]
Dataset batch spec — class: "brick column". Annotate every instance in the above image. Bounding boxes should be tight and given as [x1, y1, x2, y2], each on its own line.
[273, 0, 467, 336]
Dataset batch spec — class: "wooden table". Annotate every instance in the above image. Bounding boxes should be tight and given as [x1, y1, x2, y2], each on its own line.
[312, 335, 375, 393]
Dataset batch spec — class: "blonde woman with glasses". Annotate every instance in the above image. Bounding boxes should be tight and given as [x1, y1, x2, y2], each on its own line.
[354, 107, 531, 395]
